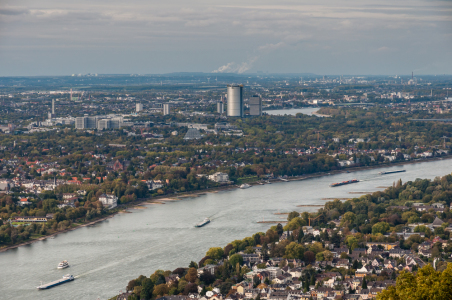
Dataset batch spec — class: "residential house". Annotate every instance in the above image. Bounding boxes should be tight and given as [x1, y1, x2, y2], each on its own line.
[208, 172, 229, 183]
[98, 193, 118, 209]
[19, 198, 31, 206]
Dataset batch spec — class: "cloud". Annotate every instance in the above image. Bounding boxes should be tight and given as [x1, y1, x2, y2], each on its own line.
[0, 8, 29, 16]
[258, 42, 285, 51]
[0, 0, 451, 75]
[212, 57, 258, 74]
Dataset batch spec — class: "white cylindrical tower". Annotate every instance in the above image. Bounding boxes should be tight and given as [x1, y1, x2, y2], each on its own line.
[227, 84, 243, 117]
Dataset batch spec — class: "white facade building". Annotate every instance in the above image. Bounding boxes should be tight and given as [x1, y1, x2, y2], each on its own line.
[208, 172, 229, 183]
[99, 194, 118, 209]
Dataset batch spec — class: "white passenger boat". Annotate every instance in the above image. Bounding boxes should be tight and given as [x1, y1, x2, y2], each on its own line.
[57, 260, 69, 269]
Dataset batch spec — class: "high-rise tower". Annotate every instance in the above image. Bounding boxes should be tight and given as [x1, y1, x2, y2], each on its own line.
[227, 84, 244, 117]
[249, 95, 262, 116]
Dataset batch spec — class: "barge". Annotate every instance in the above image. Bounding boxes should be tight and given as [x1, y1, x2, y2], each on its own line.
[37, 274, 74, 290]
[379, 170, 406, 175]
[195, 218, 210, 228]
[330, 179, 359, 187]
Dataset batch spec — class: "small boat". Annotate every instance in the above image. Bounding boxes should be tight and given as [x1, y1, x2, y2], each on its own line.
[278, 177, 289, 182]
[37, 274, 74, 290]
[239, 183, 251, 189]
[195, 218, 210, 228]
[379, 170, 406, 175]
[57, 260, 69, 269]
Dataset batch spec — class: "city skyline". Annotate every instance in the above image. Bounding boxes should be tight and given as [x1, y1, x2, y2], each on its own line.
[1, 0, 452, 76]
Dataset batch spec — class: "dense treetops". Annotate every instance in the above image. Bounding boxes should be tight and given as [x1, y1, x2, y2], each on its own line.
[377, 264, 452, 300]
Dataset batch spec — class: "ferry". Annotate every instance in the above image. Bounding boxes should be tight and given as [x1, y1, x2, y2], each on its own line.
[37, 274, 74, 290]
[57, 260, 69, 269]
[195, 218, 210, 228]
[379, 170, 406, 175]
[239, 183, 251, 189]
[330, 179, 359, 187]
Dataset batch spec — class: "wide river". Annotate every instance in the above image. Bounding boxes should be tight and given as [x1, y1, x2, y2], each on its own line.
[265, 107, 320, 116]
[1, 159, 451, 299]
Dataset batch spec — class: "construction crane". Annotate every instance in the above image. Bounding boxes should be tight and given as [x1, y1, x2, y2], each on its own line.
[308, 214, 322, 226]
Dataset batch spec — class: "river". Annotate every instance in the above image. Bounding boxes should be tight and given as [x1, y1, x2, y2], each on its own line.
[0, 159, 451, 299]
[265, 107, 319, 116]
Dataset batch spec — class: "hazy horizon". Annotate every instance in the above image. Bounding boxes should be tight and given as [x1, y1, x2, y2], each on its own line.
[1, 0, 452, 76]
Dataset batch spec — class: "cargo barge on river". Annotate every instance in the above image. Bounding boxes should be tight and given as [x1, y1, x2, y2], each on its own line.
[378, 170, 406, 175]
[37, 274, 74, 290]
[330, 179, 359, 187]
[195, 218, 210, 228]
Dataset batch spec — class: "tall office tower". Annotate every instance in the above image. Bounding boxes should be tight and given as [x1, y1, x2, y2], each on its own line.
[217, 102, 224, 114]
[52, 99, 55, 114]
[249, 95, 262, 116]
[136, 103, 143, 112]
[227, 84, 244, 117]
[163, 103, 170, 115]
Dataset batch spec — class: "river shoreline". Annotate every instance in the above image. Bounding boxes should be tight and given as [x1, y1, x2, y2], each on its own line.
[0, 214, 116, 253]
[1, 155, 450, 253]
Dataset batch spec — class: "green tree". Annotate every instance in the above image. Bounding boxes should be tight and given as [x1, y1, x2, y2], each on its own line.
[342, 212, 356, 224]
[377, 264, 452, 300]
[276, 223, 284, 236]
[229, 254, 244, 267]
[140, 278, 154, 300]
[185, 267, 198, 283]
[287, 211, 300, 221]
[153, 283, 169, 297]
[206, 247, 224, 260]
[372, 222, 390, 235]
[285, 242, 304, 259]
[304, 251, 315, 264]
[284, 217, 306, 231]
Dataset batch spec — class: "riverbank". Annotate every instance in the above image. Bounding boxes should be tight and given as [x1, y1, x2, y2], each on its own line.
[1, 155, 450, 253]
[312, 111, 331, 117]
[0, 214, 117, 253]
[283, 156, 452, 184]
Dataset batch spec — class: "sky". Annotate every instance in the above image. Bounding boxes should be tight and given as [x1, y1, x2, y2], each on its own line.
[1, 0, 452, 76]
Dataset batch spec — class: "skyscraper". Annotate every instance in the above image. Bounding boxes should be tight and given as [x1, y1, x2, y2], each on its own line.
[227, 84, 243, 117]
[136, 103, 143, 112]
[217, 102, 224, 114]
[249, 95, 262, 116]
[163, 103, 170, 115]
